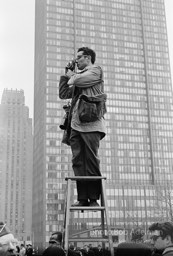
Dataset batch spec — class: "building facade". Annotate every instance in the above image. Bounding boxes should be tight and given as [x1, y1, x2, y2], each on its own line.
[33, 0, 173, 249]
[0, 89, 33, 242]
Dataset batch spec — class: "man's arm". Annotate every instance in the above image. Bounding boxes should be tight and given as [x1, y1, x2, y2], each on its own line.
[59, 75, 74, 99]
[68, 66, 102, 88]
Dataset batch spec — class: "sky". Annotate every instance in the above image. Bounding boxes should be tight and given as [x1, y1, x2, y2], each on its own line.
[0, 0, 173, 119]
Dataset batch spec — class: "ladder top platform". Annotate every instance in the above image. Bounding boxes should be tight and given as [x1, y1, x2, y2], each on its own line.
[70, 206, 105, 211]
[65, 176, 107, 181]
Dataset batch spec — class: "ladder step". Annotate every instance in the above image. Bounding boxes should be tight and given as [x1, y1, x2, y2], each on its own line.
[70, 206, 105, 211]
[68, 238, 110, 242]
[65, 176, 106, 181]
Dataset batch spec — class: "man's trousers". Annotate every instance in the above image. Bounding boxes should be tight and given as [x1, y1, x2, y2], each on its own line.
[70, 129, 102, 201]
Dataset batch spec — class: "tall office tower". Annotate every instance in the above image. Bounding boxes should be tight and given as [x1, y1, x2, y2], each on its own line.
[33, 0, 173, 248]
[0, 89, 33, 242]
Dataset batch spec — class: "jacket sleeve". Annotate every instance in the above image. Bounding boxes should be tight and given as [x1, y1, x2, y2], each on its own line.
[59, 75, 74, 99]
[68, 66, 102, 88]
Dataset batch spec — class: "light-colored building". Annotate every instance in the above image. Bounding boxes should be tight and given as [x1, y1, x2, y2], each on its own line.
[0, 89, 33, 242]
[33, 0, 173, 249]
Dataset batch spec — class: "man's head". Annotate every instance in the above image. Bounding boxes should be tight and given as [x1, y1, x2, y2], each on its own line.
[0, 222, 16, 253]
[49, 232, 62, 248]
[76, 47, 96, 70]
[149, 222, 173, 250]
[83, 244, 89, 252]
[69, 244, 74, 250]
[98, 245, 102, 250]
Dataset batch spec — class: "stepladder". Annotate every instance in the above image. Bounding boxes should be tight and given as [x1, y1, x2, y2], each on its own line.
[63, 176, 114, 256]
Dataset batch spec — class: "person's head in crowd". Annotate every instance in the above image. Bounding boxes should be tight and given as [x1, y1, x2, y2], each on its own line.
[131, 227, 145, 243]
[83, 245, 89, 252]
[0, 222, 16, 254]
[49, 232, 62, 248]
[69, 244, 75, 250]
[98, 245, 102, 251]
[88, 244, 93, 249]
[149, 221, 173, 250]
[16, 245, 20, 253]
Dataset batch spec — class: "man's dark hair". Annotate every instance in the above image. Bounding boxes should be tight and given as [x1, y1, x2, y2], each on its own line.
[49, 231, 62, 244]
[149, 222, 173, 242]
[77, 47, 96, 64]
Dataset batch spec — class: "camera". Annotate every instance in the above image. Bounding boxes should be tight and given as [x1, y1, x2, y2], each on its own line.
[65, 59, 76, 72]
[59, 103, 71, 130]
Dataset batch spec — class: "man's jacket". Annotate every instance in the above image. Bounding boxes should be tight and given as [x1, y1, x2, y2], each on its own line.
[59, 65, 106, 137]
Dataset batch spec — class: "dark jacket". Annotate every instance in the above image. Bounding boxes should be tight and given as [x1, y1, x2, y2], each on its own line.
[42, 247, 66, 256]
[116, 242, 152, 256]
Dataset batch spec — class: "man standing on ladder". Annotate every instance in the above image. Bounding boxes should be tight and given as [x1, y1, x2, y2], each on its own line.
[59, 47, 106, 207]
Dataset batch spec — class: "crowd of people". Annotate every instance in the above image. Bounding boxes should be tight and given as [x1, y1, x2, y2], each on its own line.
[41, 221, 173, 256]
[0, 222, 33, 256]
[1, 221, 173, 256]
[42, 232, 110, 256]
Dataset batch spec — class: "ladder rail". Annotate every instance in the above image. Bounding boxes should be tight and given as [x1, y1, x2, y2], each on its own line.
[64, 179, 72, 251]
[101, 179, 114, 256]
[100, 179, 106, 249]
[62, 182, 68, 248]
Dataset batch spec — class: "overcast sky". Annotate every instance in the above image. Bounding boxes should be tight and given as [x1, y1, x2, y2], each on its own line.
[0, 0, 172, 119]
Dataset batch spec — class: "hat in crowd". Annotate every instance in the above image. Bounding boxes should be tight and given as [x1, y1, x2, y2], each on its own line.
[49, 232, 62, 244]
[0, 222, 11, 237]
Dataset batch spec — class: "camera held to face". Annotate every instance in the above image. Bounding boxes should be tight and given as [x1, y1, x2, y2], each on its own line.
[65, 59, 76, 72]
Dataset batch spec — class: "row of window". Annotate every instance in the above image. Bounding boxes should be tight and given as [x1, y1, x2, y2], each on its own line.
[143, 8, 165, 17]
[116, 122, 149, 130]
[46, 155, 69, 162]
[106, 186, 172, 197]
[47, 0, 140, 6]
[110, 107, 148, 115]
[46, 184, 172, 199]
[46, 170, 69, 179]
[106, 134, 148, 143]
[117, 166, 152, 173]
[45, 139, 173, 154]
[107, 96, 172, 110]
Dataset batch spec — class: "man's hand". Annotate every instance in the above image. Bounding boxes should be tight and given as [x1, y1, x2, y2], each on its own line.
[65, 59, 76, 74]
[66, 69, 75, 79]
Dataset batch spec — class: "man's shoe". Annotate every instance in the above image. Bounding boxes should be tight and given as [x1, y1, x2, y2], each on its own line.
[71, 201, 89, 207]
[89, 200, 100, 207]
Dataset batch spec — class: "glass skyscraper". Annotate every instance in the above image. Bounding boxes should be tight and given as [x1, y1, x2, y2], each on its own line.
[33, 0, 173, 249]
